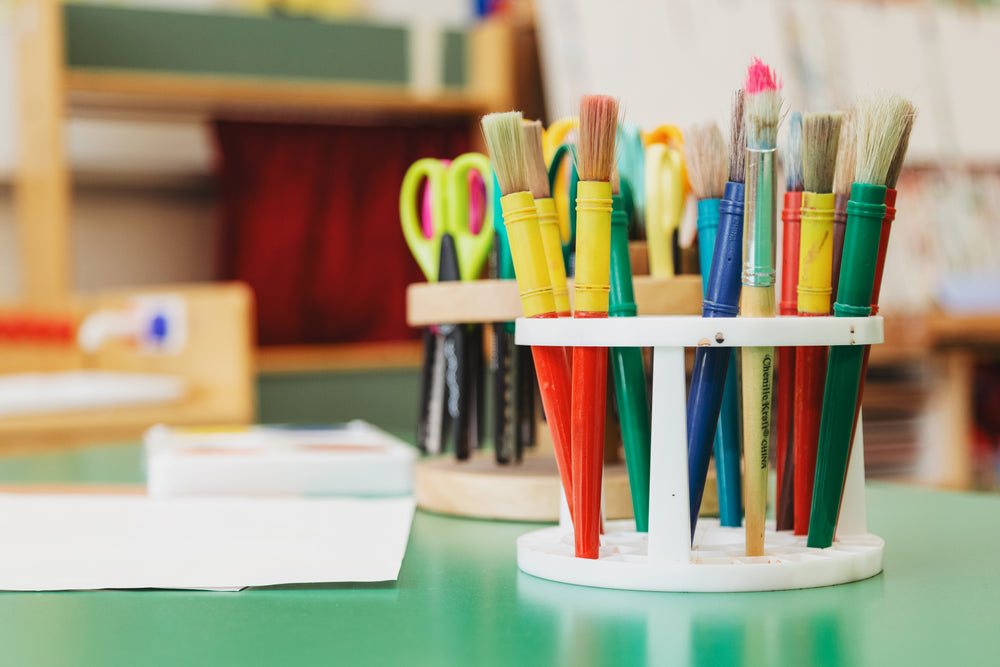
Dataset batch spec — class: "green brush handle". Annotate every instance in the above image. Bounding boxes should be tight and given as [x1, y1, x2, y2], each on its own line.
[833, 183, 888, 315]
[807, 182, 886, 548]
[610, 190, 651, 531]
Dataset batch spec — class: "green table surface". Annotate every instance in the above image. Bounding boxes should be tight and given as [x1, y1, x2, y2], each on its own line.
[0, 443, 997, 667]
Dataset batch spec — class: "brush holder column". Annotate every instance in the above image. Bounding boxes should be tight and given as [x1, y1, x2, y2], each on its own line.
[515, 314, 885, 592]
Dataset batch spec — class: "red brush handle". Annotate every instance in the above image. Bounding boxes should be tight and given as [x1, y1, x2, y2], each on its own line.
[793, 340, 828, 535]
[572, 312, 607, 560]
[775, 346, 796, 530]
[775, 191, 802, 530]
[530, 328, 574, 523]
[780, 191, 803, 315]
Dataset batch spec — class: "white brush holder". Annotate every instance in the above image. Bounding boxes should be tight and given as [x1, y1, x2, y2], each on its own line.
[514, 315, 884, 592]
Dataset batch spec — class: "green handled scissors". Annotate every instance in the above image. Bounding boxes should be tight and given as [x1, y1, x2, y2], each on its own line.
[400, 153, 494, 282]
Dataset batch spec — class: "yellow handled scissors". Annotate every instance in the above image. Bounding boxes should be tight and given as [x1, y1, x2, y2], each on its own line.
[645, 142, 686, 278]
[400, 153, 494, 283]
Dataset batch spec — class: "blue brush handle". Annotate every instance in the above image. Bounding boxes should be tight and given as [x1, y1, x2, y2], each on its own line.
[687, 182, 745, 537]
[695, 197, 743, 528]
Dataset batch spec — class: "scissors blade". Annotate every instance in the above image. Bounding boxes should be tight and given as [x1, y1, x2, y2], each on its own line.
[425, 333, 446, 455]
[466, 324, 484, 452]
[492, 324, 515, 464]
[416, 327, 437, 453]
[443, 323, 470, 461]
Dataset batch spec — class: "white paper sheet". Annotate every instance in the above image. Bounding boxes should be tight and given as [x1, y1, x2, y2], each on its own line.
[0, 494, 415, 591]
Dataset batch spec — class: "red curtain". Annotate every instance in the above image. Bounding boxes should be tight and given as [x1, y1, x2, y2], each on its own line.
[214, 120, 472, 345]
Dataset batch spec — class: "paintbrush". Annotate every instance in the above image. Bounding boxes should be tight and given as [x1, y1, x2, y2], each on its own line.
[481, 111, 575, 520]
[792, 111, 842, 536]
[608, 167, 652, 531]
[807, 92, 911, 549]
[686, 92, 746, 535]
[525, 120, 572, 318]
[741, 58, 782, 557]
[572, 94, 618, 559]
[840, 103, 917, 518]
[775, 111, 804, 531]
[830, 109, 856, 308]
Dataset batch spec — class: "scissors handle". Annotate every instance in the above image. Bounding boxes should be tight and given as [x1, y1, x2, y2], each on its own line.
[645, 143, 681, 278]
[401, 158, 448, 282]
[547, 142, 578, 265]
[543, 117, 578, 161]
[446, 152, 495, 282]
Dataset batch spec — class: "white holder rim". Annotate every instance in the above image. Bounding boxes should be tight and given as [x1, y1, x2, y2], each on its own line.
[518, 519, 884, 593]
[515, 314, 883, 348]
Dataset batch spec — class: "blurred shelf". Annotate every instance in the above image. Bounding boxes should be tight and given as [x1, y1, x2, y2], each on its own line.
[65, 70, 492, 121]
[16, 0, 517, 304]
[256, 341, 422, 375]
[925, 313, 1000, 348]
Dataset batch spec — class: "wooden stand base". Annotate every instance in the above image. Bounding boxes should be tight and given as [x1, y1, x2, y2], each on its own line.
[416, 451, 630, 522]
[415, 451, 720, 523]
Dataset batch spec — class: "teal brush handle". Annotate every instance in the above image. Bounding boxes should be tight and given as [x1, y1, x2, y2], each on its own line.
[491, 172, 517, 334]
[492, 172, 514, 281]
[807, 183, 886, 548]
[610, 188, 651, 531]
[715, 356, 742, 526]
[696, 198, 742, 527]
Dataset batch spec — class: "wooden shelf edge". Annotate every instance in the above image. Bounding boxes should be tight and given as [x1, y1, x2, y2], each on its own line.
[406, 276, 703, 326]
[66, 69, 493, 119]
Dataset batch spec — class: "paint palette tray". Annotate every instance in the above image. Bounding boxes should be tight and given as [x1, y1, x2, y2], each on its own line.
[514, 314, 885, 592]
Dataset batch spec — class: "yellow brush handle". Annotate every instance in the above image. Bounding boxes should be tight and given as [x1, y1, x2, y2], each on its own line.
[797, 192, 835, 315]
[574, 181, 613, 314]
[536, 197, 571, 316]
[740, 285, 775, 557]
[501, 191, 556, 318]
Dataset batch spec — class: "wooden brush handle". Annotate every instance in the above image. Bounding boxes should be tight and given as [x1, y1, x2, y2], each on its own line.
[740, 285, 774, 557]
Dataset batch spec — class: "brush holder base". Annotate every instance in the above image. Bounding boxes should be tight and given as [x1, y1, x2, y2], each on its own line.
[514, 315, 884, 592]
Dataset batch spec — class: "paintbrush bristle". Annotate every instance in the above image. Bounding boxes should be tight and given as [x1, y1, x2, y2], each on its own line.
[611, 167, 620, 196]
[523, 120, 550, 199]
[686, 122, 728, 200]
[833, 109, 856, 198]
[854, 92, 911, 187]
[802, 112, 842, 194]
[886, 102, 917, 189]
[744, 57, 782, 150]
[481, 111, 528, 196]
[577, 94, 619, 182]
[729, 89, 746, 184]
[784, 112, 804, 192]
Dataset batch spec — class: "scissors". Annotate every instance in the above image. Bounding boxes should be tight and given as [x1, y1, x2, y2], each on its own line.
[401, 153, 494, 459]
[644, 141, 686, 278]
[421, 161, 488, 240]
[401, 153, 494, 282]
[547, 141, 579, 273]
